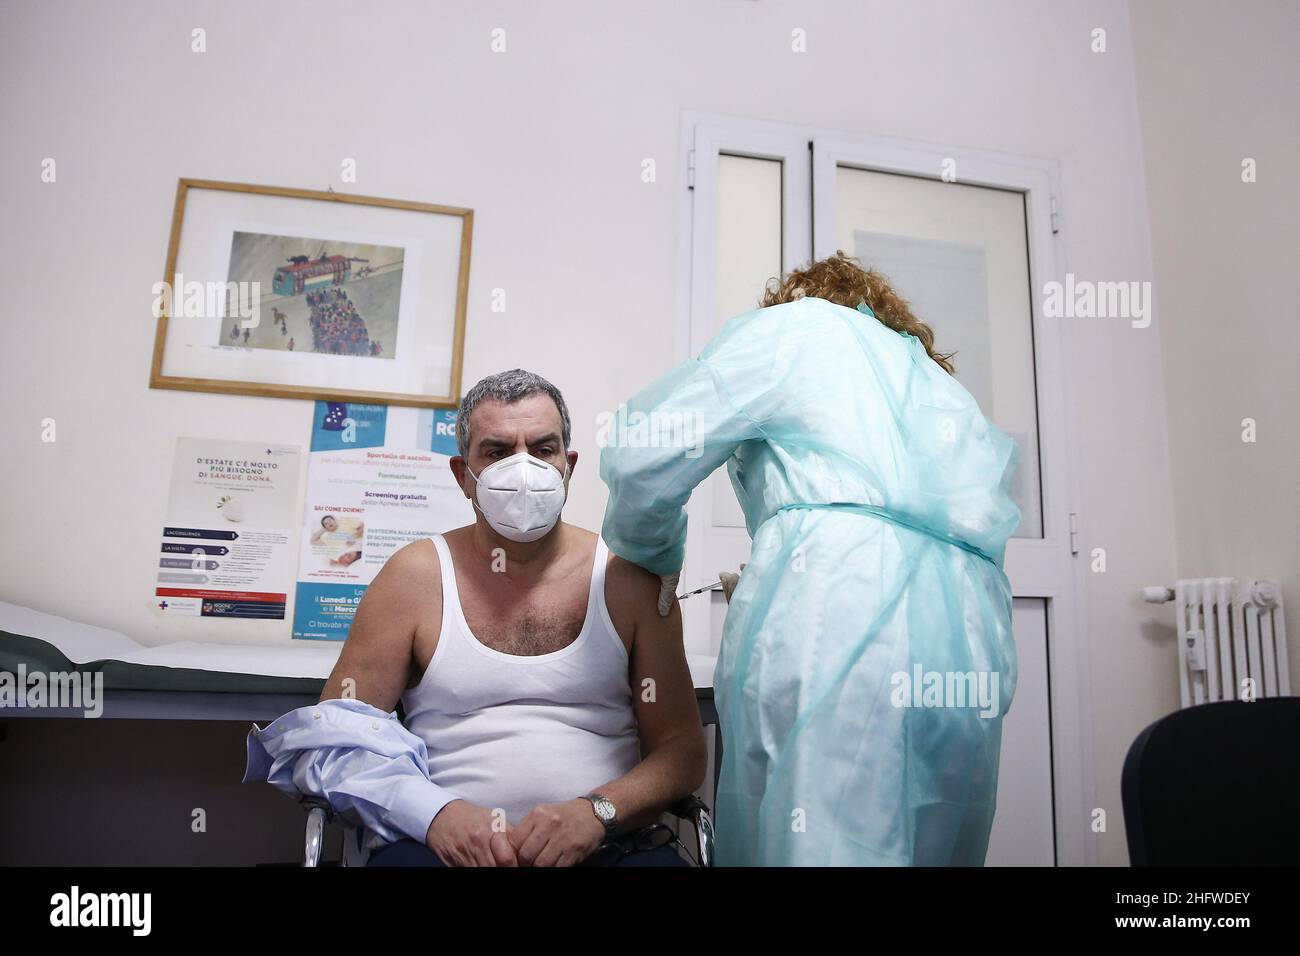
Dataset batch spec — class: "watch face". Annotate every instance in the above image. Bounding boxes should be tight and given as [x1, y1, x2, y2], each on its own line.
[594, 798, 615, 822]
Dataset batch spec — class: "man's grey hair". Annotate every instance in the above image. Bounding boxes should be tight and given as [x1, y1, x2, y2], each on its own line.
[456, 369, 572, 459]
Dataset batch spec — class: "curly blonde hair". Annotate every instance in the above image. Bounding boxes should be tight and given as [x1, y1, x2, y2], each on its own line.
[759, 250, 955, 374]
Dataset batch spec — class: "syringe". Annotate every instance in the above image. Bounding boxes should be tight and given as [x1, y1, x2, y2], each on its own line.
[676, 579, 723, 600]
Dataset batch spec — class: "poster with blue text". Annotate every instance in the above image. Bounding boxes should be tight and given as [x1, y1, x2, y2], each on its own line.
[292, 401, 471, 640]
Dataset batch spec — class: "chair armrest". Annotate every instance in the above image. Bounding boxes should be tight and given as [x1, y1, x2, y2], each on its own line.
[666, 794, 715, 867]
[667, 794, 707, 819]
[304, 804, 328, 868]
[300, 795, 331, 814]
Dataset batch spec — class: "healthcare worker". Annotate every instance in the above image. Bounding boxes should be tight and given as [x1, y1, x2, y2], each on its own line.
[599, 252, 1021, 866]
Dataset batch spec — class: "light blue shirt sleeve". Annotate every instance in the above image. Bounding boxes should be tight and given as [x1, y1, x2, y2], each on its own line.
[242, 697, 461, 846]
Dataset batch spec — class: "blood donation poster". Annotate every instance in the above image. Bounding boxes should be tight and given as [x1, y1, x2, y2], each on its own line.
[292, 401, 471, 641]
[154, 438, 303, 620]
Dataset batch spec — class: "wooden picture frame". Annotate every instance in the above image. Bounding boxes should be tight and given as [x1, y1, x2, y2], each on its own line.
[150, 179, 472, 408]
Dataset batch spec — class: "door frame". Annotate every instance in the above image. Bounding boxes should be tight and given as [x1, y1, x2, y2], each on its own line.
[675, 111, 1097, 866]
[672, 116, 813, 662]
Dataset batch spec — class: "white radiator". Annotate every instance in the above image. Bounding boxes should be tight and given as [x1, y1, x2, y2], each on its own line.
[1143, 578, 1290, 708]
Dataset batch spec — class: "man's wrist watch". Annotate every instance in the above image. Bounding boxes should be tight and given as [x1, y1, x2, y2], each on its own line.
[581, 792, 619, 836]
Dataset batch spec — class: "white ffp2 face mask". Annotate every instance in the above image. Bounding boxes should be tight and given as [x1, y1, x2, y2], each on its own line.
[466, 452, 568, 542]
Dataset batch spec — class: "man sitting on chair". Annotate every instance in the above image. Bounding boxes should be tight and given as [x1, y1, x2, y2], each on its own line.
[245, 370, 707, 867]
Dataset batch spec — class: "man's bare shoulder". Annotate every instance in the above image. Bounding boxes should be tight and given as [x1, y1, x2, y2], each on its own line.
[558, 523, 599, 568]
[382, 536, 439, 574]
[369, 537, 441, 606]
[603, 551, 661, 617]
[565, 523, 598, 545]
[435, 524, 477, 551]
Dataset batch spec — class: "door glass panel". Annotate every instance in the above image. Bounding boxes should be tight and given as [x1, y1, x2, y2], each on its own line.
[712, 155, 782, 528]
[835, 167, 1043, 538]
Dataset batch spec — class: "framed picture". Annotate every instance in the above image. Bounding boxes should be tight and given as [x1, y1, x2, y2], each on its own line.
[150, 179, 472, 407]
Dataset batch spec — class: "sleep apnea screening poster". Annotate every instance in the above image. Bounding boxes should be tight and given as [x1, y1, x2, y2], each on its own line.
[292, 401, 471, 641]
[155, 438, 303, 620]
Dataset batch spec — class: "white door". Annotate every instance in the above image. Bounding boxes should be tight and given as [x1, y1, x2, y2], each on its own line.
[679, 115, 1092, 866]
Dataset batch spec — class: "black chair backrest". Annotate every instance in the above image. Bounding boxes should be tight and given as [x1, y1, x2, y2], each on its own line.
[1121, 697, 1300, 865]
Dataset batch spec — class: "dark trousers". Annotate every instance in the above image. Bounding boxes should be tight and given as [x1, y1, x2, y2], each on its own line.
[367, 838, 690, 867]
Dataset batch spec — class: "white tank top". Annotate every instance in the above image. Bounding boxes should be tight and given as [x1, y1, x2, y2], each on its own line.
[401, 533, 641, 825]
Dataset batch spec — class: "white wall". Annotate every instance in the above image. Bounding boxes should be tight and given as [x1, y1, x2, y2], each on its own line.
[1129, 1, 1300, 686]
[1, 0, 1187, 865]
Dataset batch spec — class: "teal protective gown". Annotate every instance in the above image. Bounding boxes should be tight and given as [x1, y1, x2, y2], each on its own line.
[599, 296, 1021, 866]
